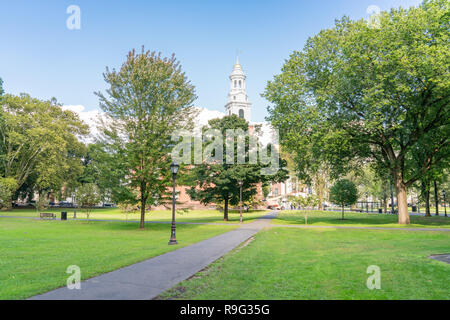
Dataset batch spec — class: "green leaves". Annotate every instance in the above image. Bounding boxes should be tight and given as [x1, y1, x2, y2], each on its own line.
[329, 179, 358, 207]
[0, 94, 88, 197]
[265, 0, 449, 223]
[96, 48, 197, 224]
[187, 115, 288, 219]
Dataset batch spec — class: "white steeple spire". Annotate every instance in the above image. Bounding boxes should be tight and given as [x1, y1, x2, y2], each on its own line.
[225, 57, 251, 122]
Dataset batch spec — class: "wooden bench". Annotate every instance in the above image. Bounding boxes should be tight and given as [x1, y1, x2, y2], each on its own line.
[40, 212, 56, 220]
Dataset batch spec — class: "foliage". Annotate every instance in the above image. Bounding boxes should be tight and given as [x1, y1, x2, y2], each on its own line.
[0, 94, 88, 204]
[96, 48, 197, 228]
[187, 115, 288, 221]
[0, 177, 17, 209]
[289, 194, 319, 209]
[264, 0, 450, 224]
[76, 183, 101, 221]
[329, 179, 358, 219]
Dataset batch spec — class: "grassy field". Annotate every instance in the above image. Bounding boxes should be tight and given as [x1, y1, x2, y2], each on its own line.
[160, 227, 450, 300]
[271, 210, 450, 229]
[0, 218, 237, 300]
[1, 208, 268, 224]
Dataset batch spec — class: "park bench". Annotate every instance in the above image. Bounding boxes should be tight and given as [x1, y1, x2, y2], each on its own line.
[40, 212, 56, 220]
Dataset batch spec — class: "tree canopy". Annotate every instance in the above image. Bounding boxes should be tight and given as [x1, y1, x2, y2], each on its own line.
[329, 179, 358, 220]
[187, 115, 288, 221]
[264, 0, 449, 224]
[0, 93, 88, 206]
[96, 48, 197, 228]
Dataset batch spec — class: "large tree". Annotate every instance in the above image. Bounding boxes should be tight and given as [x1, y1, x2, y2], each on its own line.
[0, 94, 88, 206]
[96, 48, 197, 229]
[187, 115, 288, 221]
[264, 0, 449, 224]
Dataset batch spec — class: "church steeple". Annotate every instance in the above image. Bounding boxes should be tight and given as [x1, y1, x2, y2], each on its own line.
[225, 57, 251, 122]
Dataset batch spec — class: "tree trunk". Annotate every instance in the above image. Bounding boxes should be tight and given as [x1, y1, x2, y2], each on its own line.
[224, 197, 229, 221]
[139, 203, 146, 229]
[383, 193, 388, 214]
[434, 181, 439, 216]
[139, 182, 146, 229]
[342, 205, 344, 220]
[422, 180, 431, 217]
[394, 171, 410, 224]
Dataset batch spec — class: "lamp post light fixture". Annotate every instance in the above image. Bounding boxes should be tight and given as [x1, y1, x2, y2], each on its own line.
[169, 162, 179, 245]
[238, 181, 243, 223]
[443, 190, 447, 218]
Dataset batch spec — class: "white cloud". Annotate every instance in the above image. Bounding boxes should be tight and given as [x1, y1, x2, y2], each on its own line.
[194, 107, 225, 128]
[62, 105, 103, 142]
[62, 105, 276, 146]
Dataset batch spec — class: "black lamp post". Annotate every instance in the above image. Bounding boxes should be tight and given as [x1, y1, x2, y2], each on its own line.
[238, 181, 243, 223]
[169, 162, 179, 245]
[443, 190, 447, 218]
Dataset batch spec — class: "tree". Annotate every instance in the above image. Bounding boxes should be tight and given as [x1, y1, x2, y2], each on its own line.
[0, 177, 17, 209]
[264, 0, 449, 224]
[76, 183, 101, 221]
[0, 77, 4, 95]
[329, 179, 358, 220]
[187, 115, 288, 221]
[96, 48, 197, 229]
[0, 94, 88, 207]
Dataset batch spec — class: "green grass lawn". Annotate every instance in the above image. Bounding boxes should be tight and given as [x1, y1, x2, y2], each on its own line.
[160, 227, 450, 300]
[1, 208, 268, 224]
[271, 210, 450, 229]
[0, 218, 237, 300]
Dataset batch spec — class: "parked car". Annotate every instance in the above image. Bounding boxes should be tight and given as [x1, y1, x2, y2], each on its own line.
[58, 201, 73, 207]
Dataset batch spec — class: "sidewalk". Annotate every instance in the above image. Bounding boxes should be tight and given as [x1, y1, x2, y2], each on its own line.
[272, 224, 450, 232]
[30, 211, 278, 300]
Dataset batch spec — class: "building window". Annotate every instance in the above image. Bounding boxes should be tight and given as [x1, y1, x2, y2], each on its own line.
[234, 80, 237, 88]
[233, 96, 236, 100]
[239, 109, 244, 118]
[239, 80, 242, 88]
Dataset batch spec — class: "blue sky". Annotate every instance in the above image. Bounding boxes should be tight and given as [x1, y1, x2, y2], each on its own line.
[0, 0, 422, 122]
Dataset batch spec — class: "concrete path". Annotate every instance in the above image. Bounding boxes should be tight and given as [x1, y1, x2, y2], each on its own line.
[271, 224, 450, 232]
[30, 211, 278, 300]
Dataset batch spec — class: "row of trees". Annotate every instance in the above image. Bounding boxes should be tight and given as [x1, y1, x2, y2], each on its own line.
[1, 49, 288, 229]
[264, 0, 449, 224]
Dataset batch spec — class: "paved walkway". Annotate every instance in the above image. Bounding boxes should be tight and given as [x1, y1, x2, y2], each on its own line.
[30, 211, 278, 300]
[271, 224, 450, 232]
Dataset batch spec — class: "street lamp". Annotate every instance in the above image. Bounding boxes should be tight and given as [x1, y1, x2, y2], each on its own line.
[238, 181, 243, 223]
[443, 190, 447, 218]
[169, 162, 179, 245]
